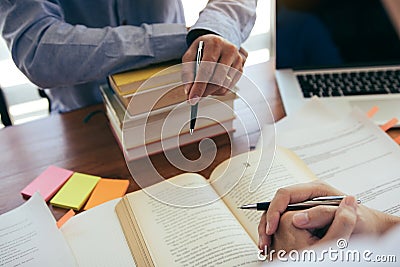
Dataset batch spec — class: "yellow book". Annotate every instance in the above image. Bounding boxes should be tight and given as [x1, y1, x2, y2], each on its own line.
[50, 173, 100, 210]
[109, 61, 182, 97]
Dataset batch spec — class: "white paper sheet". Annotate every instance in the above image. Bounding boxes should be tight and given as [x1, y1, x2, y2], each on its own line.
[60, 199, 136, 267]
[276, 109, 400, 215]
[0, 193, 77, 267]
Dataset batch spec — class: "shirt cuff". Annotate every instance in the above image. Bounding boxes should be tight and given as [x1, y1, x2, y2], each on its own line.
[186, 29, 219, 47]
[189, 12, 243, 48]
[150, 23, 188, 62]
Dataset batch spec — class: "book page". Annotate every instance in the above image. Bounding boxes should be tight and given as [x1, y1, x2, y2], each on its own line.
[124, 173, 263, 267]
[0, 193, 77, 266]
[209, 147, 318, 242]
[277, 109, 400, 215]
[60, 199, 136, 267]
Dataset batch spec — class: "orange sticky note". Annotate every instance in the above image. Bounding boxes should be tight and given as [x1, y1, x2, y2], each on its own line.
[56, 209, 75, 228]
[394, 135, 400, 145]
[83, 178, 129, 210]
[366, 106, 379, 118]
[380, 118, 399, 132]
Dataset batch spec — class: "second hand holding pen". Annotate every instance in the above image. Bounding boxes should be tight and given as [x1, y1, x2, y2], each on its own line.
[239, 196, 361, 211]
[189, 40, 204, 135]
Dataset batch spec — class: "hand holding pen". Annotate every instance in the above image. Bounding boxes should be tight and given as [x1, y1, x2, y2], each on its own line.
[255, 182, 400, 253]
[259, 184, 400, 254]
[182, 35, 248, 133]
[240, 195, 361, 211]
[266, 195, 361, 254]
[189, 40, 203, 135]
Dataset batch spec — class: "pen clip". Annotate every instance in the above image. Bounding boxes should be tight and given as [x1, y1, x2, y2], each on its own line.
[312, 196, 361, 204]
[312, 196, 345, 201]
[197, 41, 203, 63]
[195, 41, 204, 72]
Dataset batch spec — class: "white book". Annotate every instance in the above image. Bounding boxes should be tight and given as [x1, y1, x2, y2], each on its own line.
[106, 98, 235, 150]
[123, 120, 234, 161]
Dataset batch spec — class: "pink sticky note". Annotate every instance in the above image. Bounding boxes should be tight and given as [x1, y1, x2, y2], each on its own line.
[21, 166, 74, 201]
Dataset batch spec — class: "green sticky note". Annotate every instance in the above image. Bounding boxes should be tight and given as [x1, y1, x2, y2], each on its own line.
[50, 172, 100, 210]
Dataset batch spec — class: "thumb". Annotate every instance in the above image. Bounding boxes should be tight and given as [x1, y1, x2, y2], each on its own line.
[292, 205, 337, 229]
[320, 196, 358, 243]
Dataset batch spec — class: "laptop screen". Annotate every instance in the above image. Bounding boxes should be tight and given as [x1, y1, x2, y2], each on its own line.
[276, 0, 400, 70]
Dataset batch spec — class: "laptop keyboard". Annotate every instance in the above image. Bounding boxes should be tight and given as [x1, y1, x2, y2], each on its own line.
[297, 70, 400, 98]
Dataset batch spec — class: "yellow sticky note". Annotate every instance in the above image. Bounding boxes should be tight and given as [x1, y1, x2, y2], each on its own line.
[50, 173, 100, 210]
[83, 178, 129, 210]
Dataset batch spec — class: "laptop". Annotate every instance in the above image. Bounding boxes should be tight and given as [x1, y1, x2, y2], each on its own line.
[274, 0, 400, 125]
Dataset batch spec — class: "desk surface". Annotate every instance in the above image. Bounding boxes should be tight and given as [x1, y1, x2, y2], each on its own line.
[0, 61, 282, 219]
[1, 61, 398, 219]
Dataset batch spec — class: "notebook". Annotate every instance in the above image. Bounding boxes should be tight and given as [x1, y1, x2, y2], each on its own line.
[273, 0, 400, 125]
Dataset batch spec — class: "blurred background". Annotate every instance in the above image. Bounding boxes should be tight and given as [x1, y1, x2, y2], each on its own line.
[0, 0, 271, 128]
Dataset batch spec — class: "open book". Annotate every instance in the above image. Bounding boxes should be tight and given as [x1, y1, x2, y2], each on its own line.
[2, 107, 400, 266]
[115, 104, 400, 265]
[115, 147, 316, 267]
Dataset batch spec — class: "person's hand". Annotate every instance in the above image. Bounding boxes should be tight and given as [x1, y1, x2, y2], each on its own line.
[258, 182, 400, 251]
[182, 34, 248, 104]
[270, 196, 358, 254]
[258, 181, 343, 250]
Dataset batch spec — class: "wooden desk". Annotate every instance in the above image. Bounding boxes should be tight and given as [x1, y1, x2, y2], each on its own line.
[1, 61, 398, 219]
[0, 104, 131, 218]
[0, 61, 281, 219]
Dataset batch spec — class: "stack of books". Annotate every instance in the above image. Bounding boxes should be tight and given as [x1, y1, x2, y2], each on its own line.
[101, 62, 236, 161]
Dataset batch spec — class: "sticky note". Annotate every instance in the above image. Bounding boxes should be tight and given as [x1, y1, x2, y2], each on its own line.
[380, 118, 399, 132]
[21, 166, 74, 201]
[50, 173, 100, 210]
[56, 209, 75, 228]
[366, 106, 379, 118]
[83, 178, 129, 210]
[394, 135, 400, 145]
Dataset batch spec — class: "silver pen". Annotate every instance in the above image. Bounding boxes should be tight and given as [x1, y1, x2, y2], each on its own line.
[239, 196, 361, 211]
[189, 40, 204, 135]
